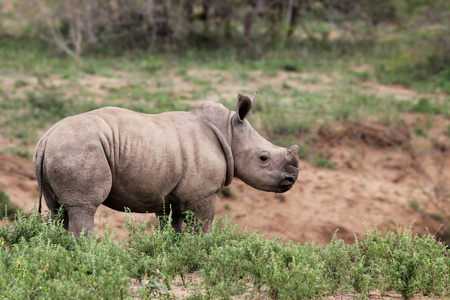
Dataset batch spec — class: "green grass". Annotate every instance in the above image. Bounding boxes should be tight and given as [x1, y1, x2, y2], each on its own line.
[410, 98, 450, 116]
[0, 210, 449, 299]
[313, 157, 336, 170]
[373, 27, 450, 94]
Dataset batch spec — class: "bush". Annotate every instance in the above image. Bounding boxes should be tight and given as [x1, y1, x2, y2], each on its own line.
[1, 210, 449, 299]
[0, 210, 131, 299]
[411, 98, 448, 115]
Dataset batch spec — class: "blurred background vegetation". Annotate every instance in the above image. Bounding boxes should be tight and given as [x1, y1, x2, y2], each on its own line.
[1, 0, 449, 89]
[1, 0, 448, 157]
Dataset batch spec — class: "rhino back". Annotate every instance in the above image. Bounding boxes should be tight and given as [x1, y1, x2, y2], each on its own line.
[42, 107, 228, 213]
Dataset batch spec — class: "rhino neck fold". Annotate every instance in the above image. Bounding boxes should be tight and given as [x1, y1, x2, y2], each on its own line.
[208, 121, 234, 186]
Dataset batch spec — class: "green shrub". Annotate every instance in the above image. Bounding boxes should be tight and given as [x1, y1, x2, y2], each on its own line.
[411, 98, 447, 115]
[0, 210, 131, 299]
[1, 210, 449, 299]
[356, 224, 450, 298]
[217, 186, 233, 198]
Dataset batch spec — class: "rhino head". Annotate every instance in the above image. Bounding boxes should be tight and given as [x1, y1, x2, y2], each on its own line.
[230, 92, 299, 193]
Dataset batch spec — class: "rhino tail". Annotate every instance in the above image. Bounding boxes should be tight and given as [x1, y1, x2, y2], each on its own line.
[33, 136, 47, 214]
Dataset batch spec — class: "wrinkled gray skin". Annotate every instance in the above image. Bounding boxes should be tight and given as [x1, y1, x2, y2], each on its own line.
[33, 93, 299, 237]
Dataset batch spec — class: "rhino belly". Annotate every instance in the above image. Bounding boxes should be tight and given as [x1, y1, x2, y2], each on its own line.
[102, 193, 165, 213]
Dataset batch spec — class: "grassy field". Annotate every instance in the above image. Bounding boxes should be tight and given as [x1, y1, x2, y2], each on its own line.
[1, 3, 450, 298]
[0, 32, 448, 161]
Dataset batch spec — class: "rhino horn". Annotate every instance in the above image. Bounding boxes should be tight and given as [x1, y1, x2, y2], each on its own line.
[287, 145, 299, 158]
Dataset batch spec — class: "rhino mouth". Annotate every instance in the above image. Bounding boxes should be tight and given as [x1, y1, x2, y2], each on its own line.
[278, 173, 298, 192]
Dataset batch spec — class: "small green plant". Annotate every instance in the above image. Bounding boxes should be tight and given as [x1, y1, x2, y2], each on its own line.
[411, 98, 442, 115]
[410, 201, 421, 213]
[14, 79, 28, 87]
[7, 147, 31, 158]
[0, 190, 22, 220]
[218, 186, 233, 198]
[313, 157, 336, 170]
[413, 127, 428, 137]
[141, 55, 163, 72]
[137, 269, 176, 299]
[349, 70, 370, 82]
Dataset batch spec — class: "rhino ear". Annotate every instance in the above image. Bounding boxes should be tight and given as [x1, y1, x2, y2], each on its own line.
[236, 92, 257, 122]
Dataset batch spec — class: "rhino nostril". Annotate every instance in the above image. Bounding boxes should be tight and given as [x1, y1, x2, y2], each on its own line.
[284, 175, 295, 185]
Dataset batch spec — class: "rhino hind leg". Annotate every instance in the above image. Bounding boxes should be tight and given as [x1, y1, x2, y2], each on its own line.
[45, 147, 113, 237]
[43, 181, 106, 236]
[66, 206, 97, 236]
[56, 175, 111, 237]
[58, 191, 110, 237]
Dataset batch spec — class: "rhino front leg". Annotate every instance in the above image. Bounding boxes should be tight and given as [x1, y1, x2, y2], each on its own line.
[186, 195, 216, 233]
[156, 210, 183, 232]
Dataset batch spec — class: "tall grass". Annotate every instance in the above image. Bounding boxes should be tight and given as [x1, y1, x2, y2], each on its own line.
[1, 210, 449, 299]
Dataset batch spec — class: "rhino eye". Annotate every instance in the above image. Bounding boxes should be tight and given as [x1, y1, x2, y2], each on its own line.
[260, 155, 268, 162]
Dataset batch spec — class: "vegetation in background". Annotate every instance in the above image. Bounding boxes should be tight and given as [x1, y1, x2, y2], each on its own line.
[3, 0, 446, 91]
[12, 0, 403, 59]
[0, 210, 449, 299]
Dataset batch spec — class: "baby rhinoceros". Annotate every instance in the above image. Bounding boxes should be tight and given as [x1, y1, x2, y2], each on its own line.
[33, 92, 299, 236]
